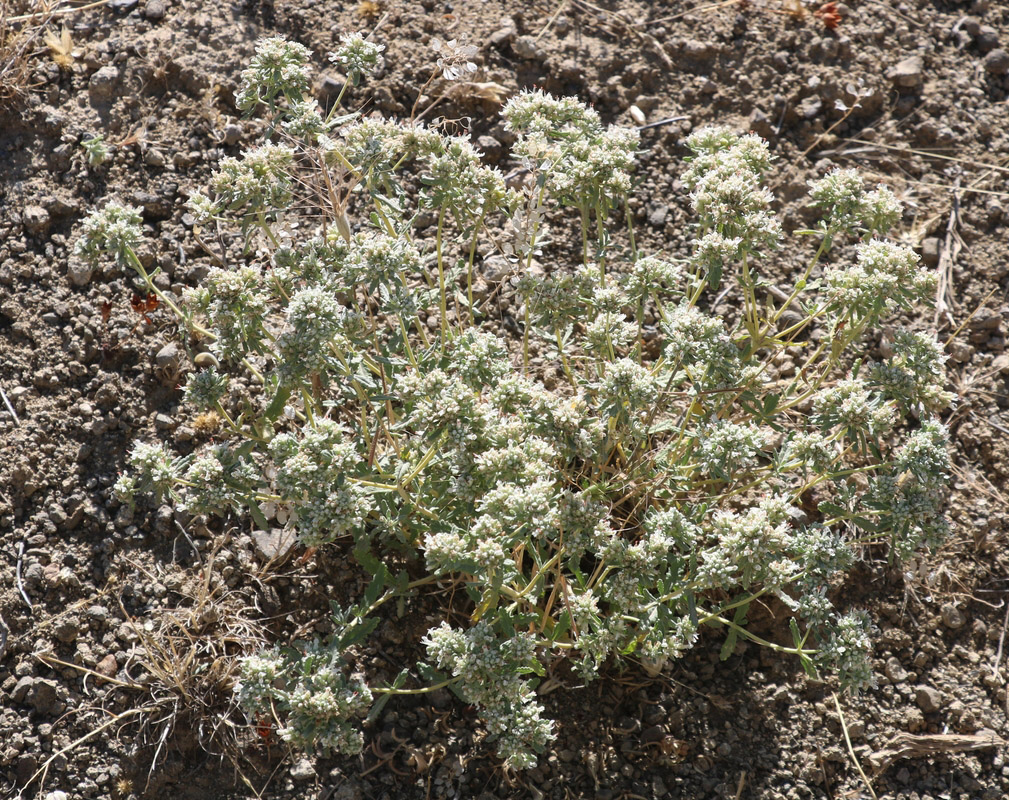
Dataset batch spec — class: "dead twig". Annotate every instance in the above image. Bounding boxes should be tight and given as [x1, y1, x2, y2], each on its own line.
[992, 602, 1009, 680]
[16, 541, 31, 610]
[933, 179, 961, 329]
[869, 730, 1005, 774]
[0, 612, 8, 661]
[0, 382, 20, 425]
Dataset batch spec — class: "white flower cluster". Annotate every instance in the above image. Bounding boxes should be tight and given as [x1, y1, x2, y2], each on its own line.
[663, 303, 751, 391]
[866, 419, 950, 557]
[184, 266, 269, 362]
[422, 136, 512, 223]
[697, 494, 795, 590]
[622, 254, 685, 305]
[209, 143, 295, 220]
[682, 128, 780, 286]
[448, 329, 511, 387]
[269, 420, 372, 546]
[235, 36, 313, 112]
[597, 358, 659, 412]
[74, 202, 144, 268]
[503, 89, 639, 212]
[808, 168, 902, 237]
[182, 447, 257, 516]
[235, 642, 373, 755]
[184, 366, 230, 411]
[695, 419, 768, 481]
[812, 377, 894, 444]
[329, 31, 384, 85]
[114, 441, 179, 505]
[824, 240, 937, 325]
[424, 622, 553, 769]
[816, 611, 875, 691]
[868, 328, 952, 414]
[276, 286, 351, 382]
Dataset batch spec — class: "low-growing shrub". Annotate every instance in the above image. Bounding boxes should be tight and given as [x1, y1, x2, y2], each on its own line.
[80, 36, 951, 769]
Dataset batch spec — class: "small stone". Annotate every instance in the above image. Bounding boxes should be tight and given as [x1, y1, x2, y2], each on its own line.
[888, 55, 923, 88]
[87, 604, 110, 624]
[88, 65, 121, 101]
[798, 96, 823, 119]
[155, 342, 180, 372]
[884, 656, 908, 683]
[488, 17, 517, 47]
[648, 204, 668, 227]
[920, 237, 941, 267]
[252, 528, 298, 561]
[967, 308, 1001, 332]
[45, 792, 69, 800]
[290, 758, 316, 782]
[977, 25, 999, 52]
[52, 618, 79, 644]
[915, 684, 943, 713]
[144, 148, 166, 167]
[223, 123, 242, 146]
[628, 104, 646, 125]
[991, 354, 1009, 375]
[144, 0, 166, 20]
[12, 676, 34, 703]
[684, 40, 713, 60]
[108, 0, 139, 10]
[512, 35, 545, 61]
[940, 602, 966, 629]
[983, 48, 1009, 75]
[22, 205, 51, 234]
[96, 654, 118, 678]
[749, 108, 774, 138]
[28, 679, 60, 714]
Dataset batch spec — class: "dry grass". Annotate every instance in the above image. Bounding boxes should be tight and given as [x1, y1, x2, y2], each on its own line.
[0, 0, 42, 109]
[24, 536, 276, 798]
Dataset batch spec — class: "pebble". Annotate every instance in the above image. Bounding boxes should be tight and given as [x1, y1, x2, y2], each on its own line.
[88, 65, 121, 101]
[884, 656, 908, 683]
[22, 205, 51, 234]
[12, 676, 34, 704]
[223, 123, 242, 146]
[144, 149, 166, 167]
[628, 104, 646, 125]
[991, 354, 1009, 375]
[512, 35, 546, 61]
[45, 792, 69, 800]
[920, 237, 941, 267]
[977, 26, 999, 53]
[915, 684, 943, 713]
[684, 39, 714, 60]
[940, 602, 966, 629]
[488, 17, 517, 47]
[155, 341, 181, 372]
[28, 679, 61, 715]
[52, 618, 79, 644]
[108, 0, 139, 10]
[888, 55, 923, 88]
[144, 0, 166, 20]
[252, 528, 297, 561]
[983, 48, 1009, 75]
[290, 758, 316, 782]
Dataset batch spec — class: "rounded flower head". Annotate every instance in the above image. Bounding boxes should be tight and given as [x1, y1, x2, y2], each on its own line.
[329, 32, 384, 85]
[235, 36, 313, 112]
[74, 202, 143, 268]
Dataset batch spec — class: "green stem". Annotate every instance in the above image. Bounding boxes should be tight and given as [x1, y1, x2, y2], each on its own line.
[436, 207, 447, 351]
